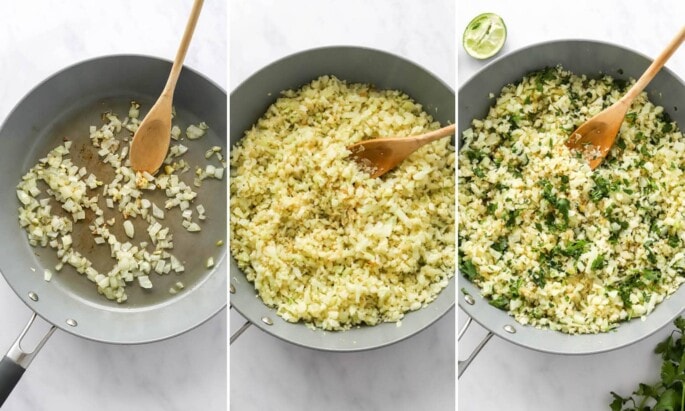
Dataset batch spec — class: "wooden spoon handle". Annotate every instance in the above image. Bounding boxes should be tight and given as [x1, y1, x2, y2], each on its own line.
[623, 25, 685, 103]
[416, 124, 456, 144]
[164, 0, 205, 95]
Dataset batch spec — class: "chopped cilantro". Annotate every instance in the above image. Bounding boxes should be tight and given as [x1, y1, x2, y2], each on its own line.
[531, 269, 547, 287]
[505, 209, 521, 227]
[590, 175, 618, 202]
[474, 167, 486, 178]
[538, 179, 571, 229]
[466, 148, 486, 162]
[489, 296, 509, 310]
[490, 236, 508, 253]
[668, 234, 680, 248]
[642, 269, 660, 282]
[459, 259, 479, 281]
[562, 239, 589, 259]
[509, 113, 522, 129]
[591, 254, 606, 270]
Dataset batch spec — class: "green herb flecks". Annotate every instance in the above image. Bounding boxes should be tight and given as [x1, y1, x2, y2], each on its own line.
[538, 179, 571, 230]
[490, 236, 508, 253]
[616, 269, 660, 308]
[590, 175, 619, 203]
[465, 148, 486, 162]
[591, 254, 606, 271]
[489, 296, 509, 310]
[562, 239, 589, 259]
[625, 112, 637, 124]
[505, 209, 521, 228]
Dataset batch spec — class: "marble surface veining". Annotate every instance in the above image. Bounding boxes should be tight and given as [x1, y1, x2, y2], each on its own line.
[0, 1, 226, 410]
[458, 1, 685, 410]
[229, 1, 455, 410]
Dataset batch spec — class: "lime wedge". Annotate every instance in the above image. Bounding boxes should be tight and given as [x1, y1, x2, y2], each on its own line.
[463, 13, 507, 60]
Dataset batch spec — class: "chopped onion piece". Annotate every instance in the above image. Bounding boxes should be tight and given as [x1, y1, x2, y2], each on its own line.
[186, 122, 208, 140]
[128, 102, 140, 119]
[16, 190, 31, 205]
[152, 203, 165, 219]
[123, 220, 134, 238]
[170, 125, 181, 140]
[138, 275, 153, 289]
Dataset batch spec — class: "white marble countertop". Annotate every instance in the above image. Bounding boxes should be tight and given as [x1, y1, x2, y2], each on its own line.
[0, 1, 226, 410]
[458, 1, 685, 410]
[229, 1, 455, 410]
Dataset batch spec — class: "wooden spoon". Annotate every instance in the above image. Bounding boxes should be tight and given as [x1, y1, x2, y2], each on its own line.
[347, 123, 455, 178]
[130, 0, 204, 173]
[566, 26, 685, 170]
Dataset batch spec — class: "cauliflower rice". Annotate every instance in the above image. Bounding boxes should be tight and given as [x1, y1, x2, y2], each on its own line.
[230, 75, 455, 331]
[459, 66, 685, 334]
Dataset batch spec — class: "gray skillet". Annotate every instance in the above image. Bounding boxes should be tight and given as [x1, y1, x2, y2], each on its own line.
[0, 55, 227, 405]
[230, 46, 455, 351]
[458, 40, 685, 375]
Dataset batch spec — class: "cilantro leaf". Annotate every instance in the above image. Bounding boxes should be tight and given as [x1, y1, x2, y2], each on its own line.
[609, 392, 626, 411]
[459, 259, 479, 281]
[591, 254, 606, 270]
[488, 296, 509, 310]
[661, 360, 677, 386]
[653, 388, 678, 411]
[491, 236, 508, 253]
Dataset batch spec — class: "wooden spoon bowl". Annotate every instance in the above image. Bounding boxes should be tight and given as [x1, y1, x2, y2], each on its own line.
[566, 26, 685, 169]
[130, 0, 204, 173]
[347, 124, 455, 178]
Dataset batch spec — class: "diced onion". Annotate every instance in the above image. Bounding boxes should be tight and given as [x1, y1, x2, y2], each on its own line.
[123, 220, 134, 238]
[138, 275, 153, 289]
[186, 122, 208, 140]
[16, 101, 213, 304]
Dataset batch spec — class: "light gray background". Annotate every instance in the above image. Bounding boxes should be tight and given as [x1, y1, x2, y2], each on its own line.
[458, 1, 685, 410]
[0, 1, 226, 410]
[229, 1, 455, 410]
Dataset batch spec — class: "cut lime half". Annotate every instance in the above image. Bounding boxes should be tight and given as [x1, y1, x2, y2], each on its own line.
[463, 13, 507, 60]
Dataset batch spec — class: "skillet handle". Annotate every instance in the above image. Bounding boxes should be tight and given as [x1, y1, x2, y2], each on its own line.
[0, 357, 24, 408]
[230, 321, 251, 345]
[228, 304, 251, 345]
[0, 313, 56, 407]
[457, 316, 493, 378]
